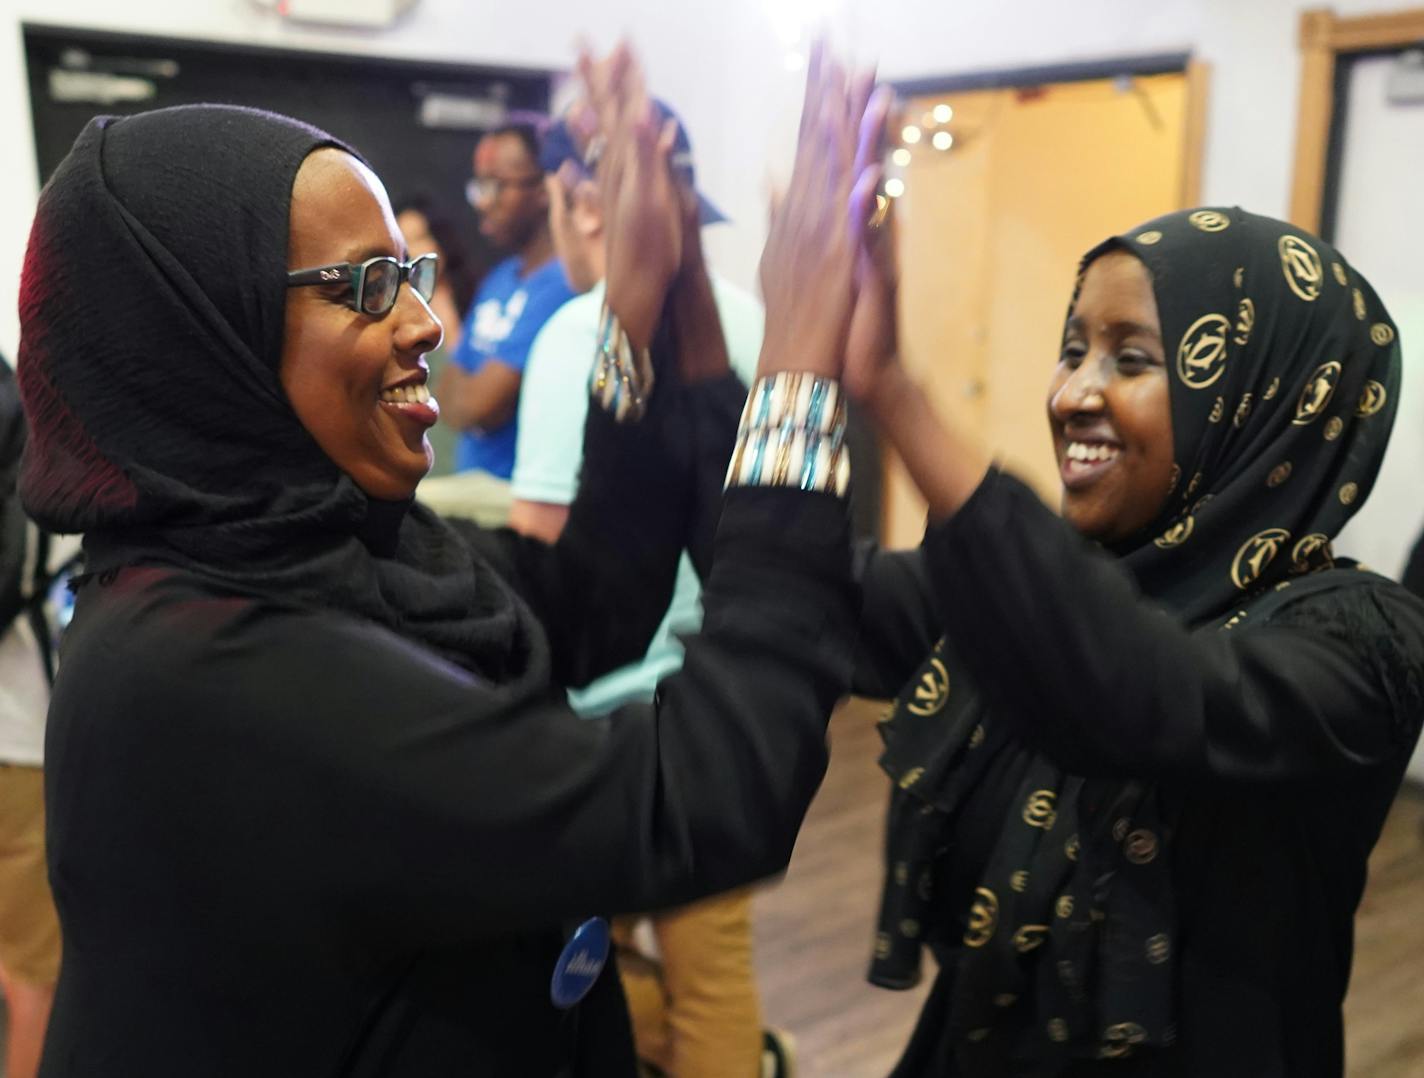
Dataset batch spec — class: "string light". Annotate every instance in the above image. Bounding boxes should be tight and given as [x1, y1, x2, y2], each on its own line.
[900, 125, 921, 144]
[932, 130, 953, 151]
[885, 177, 905, 198]
[933, 103, 953, 123]
[892, 147, 911, 167]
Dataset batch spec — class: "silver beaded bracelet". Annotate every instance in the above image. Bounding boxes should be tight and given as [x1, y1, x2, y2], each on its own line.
[725, 371, 851, 497]
[590, 303, 656, 423]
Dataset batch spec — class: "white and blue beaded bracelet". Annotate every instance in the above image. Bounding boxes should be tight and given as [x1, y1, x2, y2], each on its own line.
[726, 371, 851, 497]
[590, 304, 655, 423]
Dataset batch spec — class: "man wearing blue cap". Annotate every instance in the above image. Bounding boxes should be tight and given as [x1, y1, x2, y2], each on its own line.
[508, 103, 792, 1078]
[436, 119, 575, 480]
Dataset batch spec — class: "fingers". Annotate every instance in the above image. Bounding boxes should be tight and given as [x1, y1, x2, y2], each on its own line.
[853, 85, 893, 187]
[847, 67, 877, 158]
[849, 162, 884, 236]
[797, 39, 825, 145]
[656, 116, 679, 164]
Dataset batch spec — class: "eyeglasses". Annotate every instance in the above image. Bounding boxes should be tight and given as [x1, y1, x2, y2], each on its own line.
[465, 174, 544, 207]
[286, 253, 439, 316]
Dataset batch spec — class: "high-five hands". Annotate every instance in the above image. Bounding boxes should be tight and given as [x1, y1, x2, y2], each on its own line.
[757, 42, 891, 383]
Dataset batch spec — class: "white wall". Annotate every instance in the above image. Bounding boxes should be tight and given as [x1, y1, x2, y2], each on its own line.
[1332, 53, 1424, 583]
[0, 0, 1413, 361]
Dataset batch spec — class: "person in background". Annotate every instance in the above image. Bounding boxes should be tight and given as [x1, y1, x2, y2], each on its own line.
[437, 118, 574, 479]
[395, 195, 477, 352]
[396, 196, 476, 481]
[0, 358, 78, 1078]
[509, 106, 789, 1078]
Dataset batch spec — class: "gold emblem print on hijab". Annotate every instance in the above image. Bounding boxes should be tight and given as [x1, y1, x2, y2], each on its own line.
[964, 887, 1000, 947]
[1293, 361, 1342, 424]
[1232, 528, 1291, 590]
[1154, 516, 1194, 549]
[1101, 1023, 1150, 1059]
[1371, 323, 1396, 346]
[1233, 298, 1255, 346]
[1189, 210, 1230, 232]
[1013, 925, 1050, 954]
[1279, 235, 1323, 301]
[1233, 393, 1254, 428]
[1124, 829, 1159, 864]
[1354, 289, 1368, 320]
[1176, 314, 1230, 389]
[1332, 262, 1348, 286]
[1357, 381, 1388, 417]
[906, 658, 950, 716]
[1023, 790, 1058, 830]
[1292, 534, 1333, 573]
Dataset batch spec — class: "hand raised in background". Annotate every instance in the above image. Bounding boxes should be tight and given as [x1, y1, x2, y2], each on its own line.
[578, 42, 683, 351]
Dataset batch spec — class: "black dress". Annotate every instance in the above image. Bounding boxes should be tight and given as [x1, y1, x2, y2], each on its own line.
[38, 379, 860, 1077]
[855, 472, 1424, 1077]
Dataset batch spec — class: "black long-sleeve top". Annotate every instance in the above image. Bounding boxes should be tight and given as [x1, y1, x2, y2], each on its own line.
[38, 375, 859, 1077]
[855, 471, 1424, 1078]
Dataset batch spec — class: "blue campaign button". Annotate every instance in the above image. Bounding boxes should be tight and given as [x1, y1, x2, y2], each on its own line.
[550, 917, 610, 1009]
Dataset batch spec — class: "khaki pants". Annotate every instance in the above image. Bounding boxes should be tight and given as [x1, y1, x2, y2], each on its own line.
[613, 888, 762, 1078]
[0, 765, 60, 987]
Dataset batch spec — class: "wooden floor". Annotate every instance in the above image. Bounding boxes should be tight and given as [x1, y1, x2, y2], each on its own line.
[753, 700, 1424, 1078]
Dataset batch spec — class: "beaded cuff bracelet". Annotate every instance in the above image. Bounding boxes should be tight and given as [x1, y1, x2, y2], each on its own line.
[725, 371, 851, 497]
[590, 304, 656, 423]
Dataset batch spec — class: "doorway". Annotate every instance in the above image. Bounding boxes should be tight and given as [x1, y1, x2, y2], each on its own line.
[883, 61, 1208, 548]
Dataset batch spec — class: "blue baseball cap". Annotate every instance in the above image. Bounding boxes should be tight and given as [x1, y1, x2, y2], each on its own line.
[540, 98, 727, 226]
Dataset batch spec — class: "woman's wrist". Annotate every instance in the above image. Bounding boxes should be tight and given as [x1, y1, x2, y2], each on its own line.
[859, 361, 915, 429]
[605, 269, 674, 353]
[724, 371, 851, 497]
[670, 263, 732, 383]
[870, 370, 989, 522]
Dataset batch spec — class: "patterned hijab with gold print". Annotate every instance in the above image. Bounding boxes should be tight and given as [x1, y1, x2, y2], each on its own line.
[869, 208, 1402, 1068]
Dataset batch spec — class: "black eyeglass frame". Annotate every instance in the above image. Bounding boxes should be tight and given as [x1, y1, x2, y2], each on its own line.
[286, 253, 439, 316]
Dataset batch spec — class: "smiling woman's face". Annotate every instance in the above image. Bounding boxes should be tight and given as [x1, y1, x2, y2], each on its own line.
[280, 149, 443, 501]
[1047, 250, 1176, 543]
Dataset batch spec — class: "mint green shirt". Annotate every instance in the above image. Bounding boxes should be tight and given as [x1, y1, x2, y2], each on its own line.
[512, 277, 763, 715]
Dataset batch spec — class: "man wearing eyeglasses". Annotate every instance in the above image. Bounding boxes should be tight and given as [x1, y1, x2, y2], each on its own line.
[436, 120, 573, 480]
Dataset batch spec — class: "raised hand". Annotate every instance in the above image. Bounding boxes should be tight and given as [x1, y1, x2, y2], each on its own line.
[843, 148, 901, 410]
[577, 42, 683, 351]
[756, 43, 888, 382]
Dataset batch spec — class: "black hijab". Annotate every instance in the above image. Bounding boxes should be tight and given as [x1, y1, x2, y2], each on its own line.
[17, 105, 526, 681]
[871, 208, 1402, 1066]
[1, 360, 27, 615]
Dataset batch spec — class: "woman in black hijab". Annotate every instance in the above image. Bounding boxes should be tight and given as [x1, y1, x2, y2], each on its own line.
[846, 207, 1424, 1075]
[16, 47, 887, 1077]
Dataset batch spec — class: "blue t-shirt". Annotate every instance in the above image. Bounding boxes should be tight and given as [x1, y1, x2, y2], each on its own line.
[512, 276, 764, 715]
[450, 256, 574, 478]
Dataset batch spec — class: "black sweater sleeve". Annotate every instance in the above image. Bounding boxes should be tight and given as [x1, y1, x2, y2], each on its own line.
[919, 470, 1424, 784]
[462, 372, 747, 689]
[61, 486, 857, 945]
[850, 543, 939, 700]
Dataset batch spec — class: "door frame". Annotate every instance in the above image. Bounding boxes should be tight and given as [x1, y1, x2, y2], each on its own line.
[891, 53, 1210, 209]
[878, 56, 1211, 543]
[1289, 6, 1424, 234]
